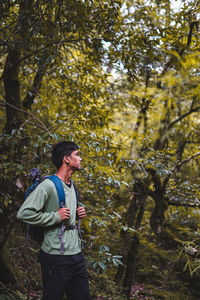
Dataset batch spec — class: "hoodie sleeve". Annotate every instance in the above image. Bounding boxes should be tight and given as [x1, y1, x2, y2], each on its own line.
[17, 181, 61, 227]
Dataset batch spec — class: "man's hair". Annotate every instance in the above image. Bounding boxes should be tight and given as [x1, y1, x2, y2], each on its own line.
[51, 141, 79, 169]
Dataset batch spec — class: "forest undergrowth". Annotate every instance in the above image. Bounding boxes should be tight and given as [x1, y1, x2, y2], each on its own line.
[1, 222, 200, 300]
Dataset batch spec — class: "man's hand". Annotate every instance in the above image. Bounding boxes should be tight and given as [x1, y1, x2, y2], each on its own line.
[58, 207, 70, 221]
[76, 206, 86, 218]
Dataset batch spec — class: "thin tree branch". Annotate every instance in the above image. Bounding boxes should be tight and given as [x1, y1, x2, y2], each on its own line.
[19, 118, 48, 131]
[22, 67, 45, 110]
[168, 201, 200, 208]
[168, 106, 200, 130]
[0, 99, 51, 134]
[190, 96, 196, 110]
[194, 0, 200, 9]
[175, 152, 200, 168]
[161, 2, 199, 76]
[187, 22, 196, 47]
[162, 152, 200, 191]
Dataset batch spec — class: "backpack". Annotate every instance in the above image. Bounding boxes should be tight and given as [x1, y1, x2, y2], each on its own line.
[25, 168, 81, 251]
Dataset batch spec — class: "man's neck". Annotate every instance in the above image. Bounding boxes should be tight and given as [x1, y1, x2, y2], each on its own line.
[56, 166, 73, 184]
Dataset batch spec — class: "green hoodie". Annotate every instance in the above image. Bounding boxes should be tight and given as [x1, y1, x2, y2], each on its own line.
[17, 179, 81, 255]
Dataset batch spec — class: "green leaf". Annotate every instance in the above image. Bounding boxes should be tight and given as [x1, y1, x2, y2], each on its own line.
[98, 262, 106, 270]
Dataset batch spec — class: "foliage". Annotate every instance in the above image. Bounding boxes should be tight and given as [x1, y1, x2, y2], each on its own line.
[1, 0, 200, 299]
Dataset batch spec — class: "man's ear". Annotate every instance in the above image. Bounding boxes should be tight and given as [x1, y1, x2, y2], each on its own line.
[63, 156, 69, 164]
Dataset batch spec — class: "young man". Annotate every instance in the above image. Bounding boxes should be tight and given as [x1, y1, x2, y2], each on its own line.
[17, 141, 90, 300]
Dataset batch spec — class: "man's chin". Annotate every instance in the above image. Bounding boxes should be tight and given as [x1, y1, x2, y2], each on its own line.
[72, 166, 81, 171]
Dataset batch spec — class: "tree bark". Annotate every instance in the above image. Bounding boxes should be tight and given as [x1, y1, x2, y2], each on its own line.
[3, 47, 24, 134]
[115, 185, 140, 283]
[122, 185, 147, 298]
[0, 178, 24, 283]
[122, 235, 139, 299]
[115, 182, 147, 299]
[3, 0, 34, 133]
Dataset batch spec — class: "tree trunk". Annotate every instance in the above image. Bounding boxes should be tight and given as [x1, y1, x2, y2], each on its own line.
[115, 182, 147, 299]
[122, 235, 139, 299]
[3, 0, 35, 133]
[0, 178, 24, 283]
[122, 187, 147, 298]
[115, 184, 140, 283]
[149, 193, 168, 234]
[3, 47, 25, 134]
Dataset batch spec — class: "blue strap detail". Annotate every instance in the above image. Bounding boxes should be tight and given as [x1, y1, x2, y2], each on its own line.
[72, 182, 84, 249]
[25, 181, 39, 199]
[73, 182, 79, 207]
[49, 175, 65, 208]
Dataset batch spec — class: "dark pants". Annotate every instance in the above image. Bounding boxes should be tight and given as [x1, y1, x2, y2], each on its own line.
[41, 260, 90, 300]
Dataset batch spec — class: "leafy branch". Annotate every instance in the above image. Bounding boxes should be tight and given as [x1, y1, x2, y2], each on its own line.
[162, 152, 200, 191]
[0, 99, 51, 135]
[168, 104, 200, 130]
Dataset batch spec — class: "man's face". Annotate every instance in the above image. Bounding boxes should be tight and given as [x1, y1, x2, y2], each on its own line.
[66, 150, 82, 170]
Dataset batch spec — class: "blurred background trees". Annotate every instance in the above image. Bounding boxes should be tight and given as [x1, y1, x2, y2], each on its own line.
[0, 0, 200, 299]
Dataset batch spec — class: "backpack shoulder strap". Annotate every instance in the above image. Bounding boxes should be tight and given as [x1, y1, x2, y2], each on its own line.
[72, 181, 83, 247]
[72, 181, 79, 208]
[48, 175, 65, 208]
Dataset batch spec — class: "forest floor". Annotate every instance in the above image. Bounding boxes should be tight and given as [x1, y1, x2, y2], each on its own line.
[1, 225, 200, 300]
[0, 281, 199, 300]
